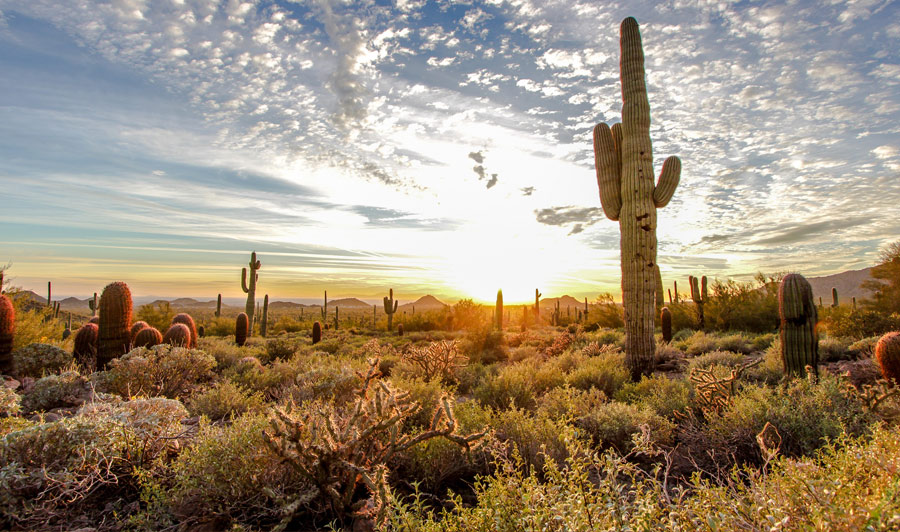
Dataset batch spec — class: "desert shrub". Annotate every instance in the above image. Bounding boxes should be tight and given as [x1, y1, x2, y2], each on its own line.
[703, 276, 780, 333]
[686, 350, 744, 372]
[685, 373, 875, 471]
[161, 413, 310, 529]
[461, 326, 508, 365]
[200, 336, 267, 369]
[679, 331, 719, 356]
[508, 344, 540, 362]
[664, 302, 696, 333]
[0, 416, 130, 529]
[97, 345, 215, 399]
[20, 370, 91, 413]
[455, 363, 494, 396]
[287, 359, 363, 406]
[825, 307, 900, 340]
[714, 333, 754, 354]
[395, 309, 450, 332]
[202, 315, 235, 337]
[655, 341, 683, 364]
[614, 374, 692, 419]
[135, 301, 176, 333]
[492, 407, 571, 476]
[450, 299, 489, 330]
[400, 340, 467, 384]
[566, 350, 629, 398]
[749, 332, 777, 352]
[389, 375, 446, 430]
[314, 338, 342, 355]
[4, 291, 66, 350]
[583, 293, 623, 330]
[543, 332, 573, 358]
[819, 336, 853, 362]
[265, 337, 298, 360]
[395, 400, 493, 493]
[188, 380, 265, 421]
[575, 401, 674, 453]
[0, 386, 21, 416]
[591, 328, 625, 348]
[537, 386, 607, 420]
[742, 342, 785, 384]
[12, 342, 74, 378]
[474, 360, 565, 410]
[848, 335, 880, 358]
[269, 313, 306, 334]
[225, 358, 298, 400]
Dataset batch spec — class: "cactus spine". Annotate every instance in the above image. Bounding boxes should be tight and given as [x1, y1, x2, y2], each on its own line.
[495, 290, 503, 331]
[778, 273, 819, 378]
[383, 289, 398, 330]
[660, 306, 672, 343]
[312, 321, 322, 344]
[690, 275, 707, 330]
[0, 294, 14, 374]
[261, 295, 269, 337]
[832, 287, 838, 307]
[235, 312, 249, 347]
[875, 332, 900, 384]
[97, 281, 133, 369]
[241, 252, 261, 334]
[592, 17, 681, 380]
[215, 294, 222, 317]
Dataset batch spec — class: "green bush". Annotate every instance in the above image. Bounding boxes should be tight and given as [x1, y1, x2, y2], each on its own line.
[265, 337, 298, 360]
[474, 360, 565, 410]
[824, 307, 900, 340]
[574, 401, 674, 453]
[686, 350, 744, 372]
[12, 342, 74, 378]
[678, 331, 719, 356]
[97, 345, 216, 399]
[819, 336, 853, 362]
[0, 386, 20, 416]
[461, 326, 508, 365]
[848, 335, 880, 358]
[21, 370, 91, 413]
[492, 407, 571, 475]
[188, 380, 265, 421]
[565, 350, 629, 398]
[135, 301, 176, 333]
[614, 374, 692, 419]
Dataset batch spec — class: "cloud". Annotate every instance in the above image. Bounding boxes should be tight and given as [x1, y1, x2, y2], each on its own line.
[468, 151, 485, 164]
[521, 186, 534, 196]
[535, 206, 604, 234]
[486, 174, 498, 189]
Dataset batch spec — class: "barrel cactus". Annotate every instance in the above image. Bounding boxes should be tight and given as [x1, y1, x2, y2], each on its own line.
[0, 294, 14, 374]
[130, 321, 150, 339]
[312, 321, 322, 344]
[133, 326, 163, 349]
[172, 313, 198, 348]
[592, 17, 681, 380]
[97, 281, 133, 369]
[660, 307, 672, 343]
[163, 323, 192, 348]
[73, 323, 99, 368]
[875, 332, 900, 384]
[778, 273, 819, 378]
[235, 312, 249, 347]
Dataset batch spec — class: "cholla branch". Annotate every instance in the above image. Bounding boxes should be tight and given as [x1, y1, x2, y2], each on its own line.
[401, 340, 467, 383]
[690, 358, 761, 415]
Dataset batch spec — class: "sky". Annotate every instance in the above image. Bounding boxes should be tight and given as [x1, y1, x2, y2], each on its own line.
[0, 0, 898, 304]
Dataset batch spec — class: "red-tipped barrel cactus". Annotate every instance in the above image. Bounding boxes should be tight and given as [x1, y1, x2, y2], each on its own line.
[398, 323, 404, 337]
[312, 321, 322, 344]
[130, 321, 149, 339]
[133, 326, 163, 349]
[73, 322, 99, 368]
[235, 312, 249, 347]
[660, 307, 672, 343]
[0, 294, 14, 374]
[875, 332, 900, 384]
[172, 313, 198, 349]
[592, 18, 681, 381]
[97, 281, 133, 369]
[163, 323, 192, 348]
[778, 273, 819, 378]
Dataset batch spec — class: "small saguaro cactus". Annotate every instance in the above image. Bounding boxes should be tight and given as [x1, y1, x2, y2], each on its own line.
[215, 294, 222, 317]
[261, 295, 269, 337]
[689, 275, 707, 330]
[495, 290, 504, 331]
[592, 17, 681, 380]
[47, 281, 52, 307]
[322, 290, 328, 319]
[163, 323, 192, 347]
[832, 287, 839, 307]
[133, 326, 163, 349]
[241, 251, 261, 333]
[235, 312, 249, 347]
[333, 306, 339, 331]
[89, 292, 98, 316]
[0, 294, 15, 374]
[73, 323, 99, 368]
[875, 332, 900, 384]
[62, 313, 72, 340]
[534, 289, 542, 318]
[660, 306, 672, 343]
[97, 281, 133, 370]
[673, 280, 679, 303]
[778, 273, 819, 378]
[172, 313, 198, 348]
[312, 321, 322, 344]
[384, 289, 398, 330]
[373, 305, 377, 329]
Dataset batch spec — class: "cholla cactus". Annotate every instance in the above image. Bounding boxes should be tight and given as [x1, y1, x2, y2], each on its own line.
[690, 358, 761, 415]
[402, 340, 467, 383]
[592, 17, 681, 380]
[264, 357, 486, 528]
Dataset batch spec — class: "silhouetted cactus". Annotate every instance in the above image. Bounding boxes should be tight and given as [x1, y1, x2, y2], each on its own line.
[333, 305, 339, 331]
[398, 323, 404, 336]
[592, 17, 681, 380]
[383, 289, 398, 330]
[322, 290, 328, 319]
[62, 313, 72, 340]
[172, 313, 198, 348]
[73, 323, 99, 368]
[198, 325, 205, 338]
[660, 307, 672, 343]
[97, 281, 133, 369]
[534, 289, 542, 318]
[690, 275, 707, 330]
[260, 295, 269, 337]
[778, 273, 819, 378]
[875, 332, 900, 384]
[235, 312, 249, 347]
[88, 292, 98, 316]
[832, 287, 839, 307]
[47, 281, 52, 307]
[0, 294, 14, 374]
[241, 251, 261, 333]
[312, 321, 322, 344]
[495, 290, 503, 331]
[133, 326, 163, 349]
[130, 321, 149, 339]
[215, 294, 222, 317]
[163, 323, 192, 347]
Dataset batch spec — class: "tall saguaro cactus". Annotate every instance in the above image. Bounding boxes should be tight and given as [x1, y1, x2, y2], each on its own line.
[383, 289, 398, 331]
[534, 289, 542, 319]
[690, 275, 707, 329]
[241, 251, 261, 332]
[495, 290, 504, 331]
[592, 17, 681, 380]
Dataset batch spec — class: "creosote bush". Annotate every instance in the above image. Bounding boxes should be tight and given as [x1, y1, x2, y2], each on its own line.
[98, 345, 216, 399]
[188, 379, 265, 421]
[12, 342, 73, 378]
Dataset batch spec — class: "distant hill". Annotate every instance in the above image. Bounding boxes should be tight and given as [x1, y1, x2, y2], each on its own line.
[539, 295, 587, 310]
[328, 298, 371, 308]
[807, 267, 877, 303]
[399, 295, 448, 311]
